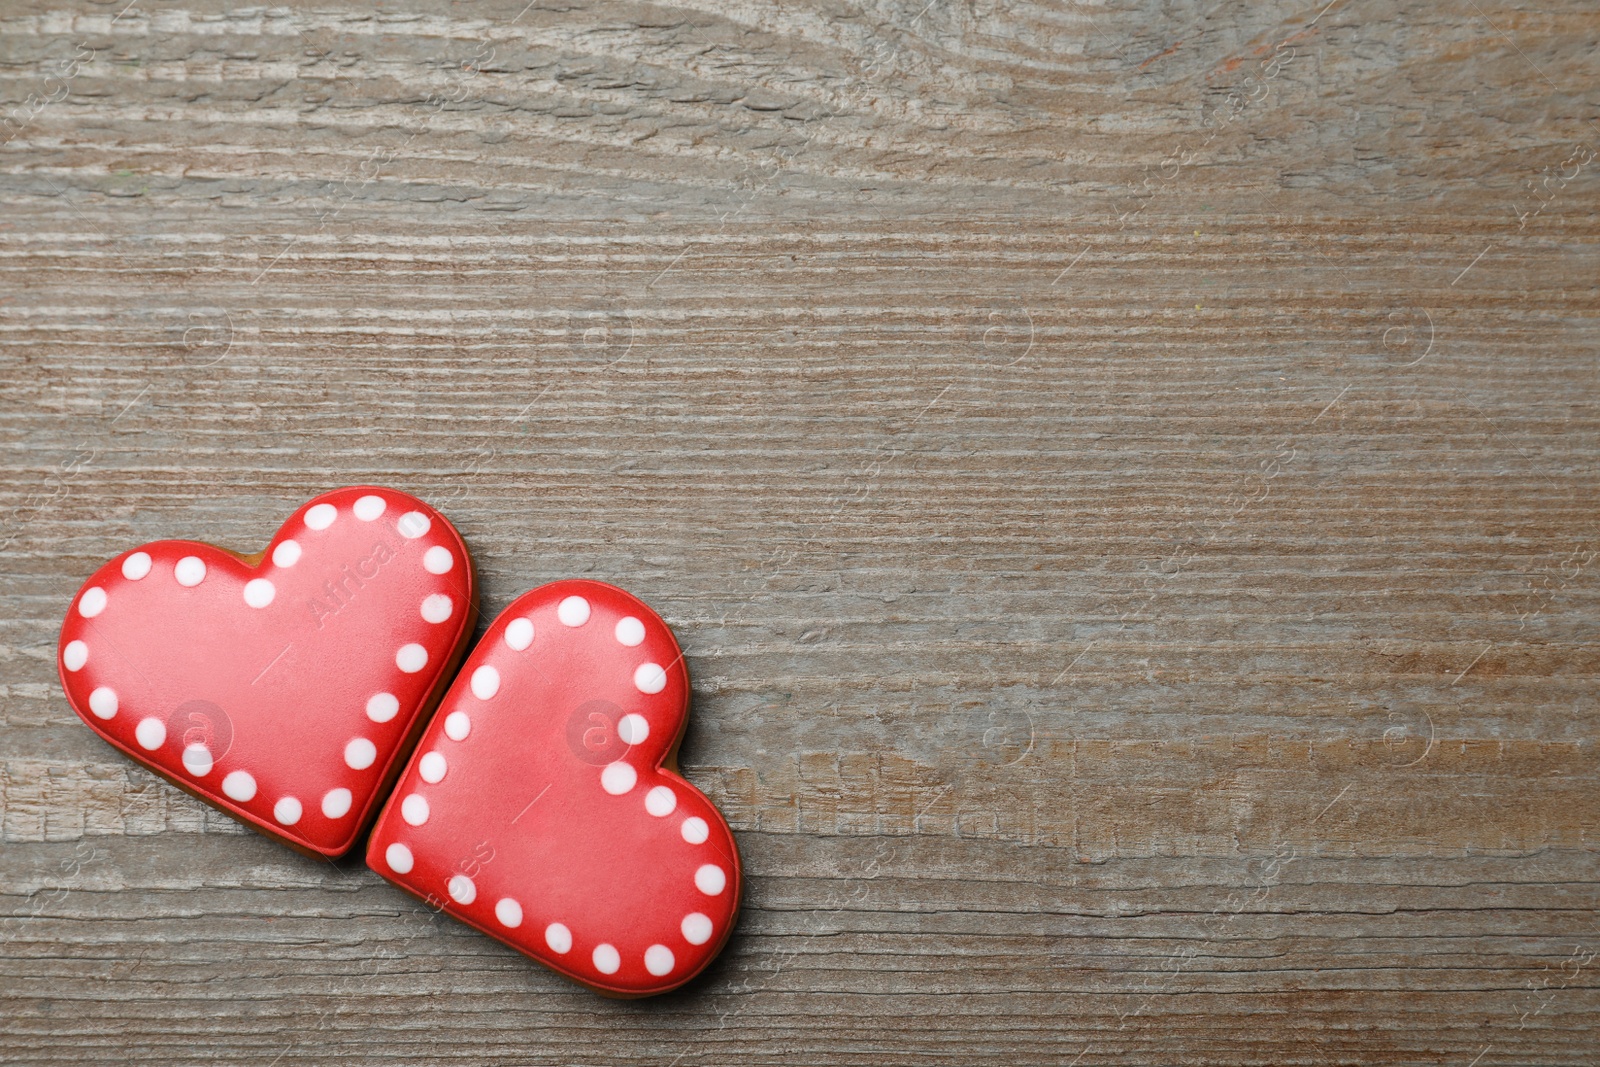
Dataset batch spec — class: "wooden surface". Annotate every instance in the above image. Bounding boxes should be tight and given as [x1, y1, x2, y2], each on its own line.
[2, 1, 1598, 1063]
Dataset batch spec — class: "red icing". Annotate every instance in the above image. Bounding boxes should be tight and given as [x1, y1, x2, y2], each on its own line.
[57, 487, 475, 857]
[366, 579, 741, 996]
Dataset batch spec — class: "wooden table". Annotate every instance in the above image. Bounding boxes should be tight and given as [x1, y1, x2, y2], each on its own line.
[2, 1, 1596, 1063]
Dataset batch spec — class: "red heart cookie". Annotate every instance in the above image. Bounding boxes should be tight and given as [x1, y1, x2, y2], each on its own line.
[57, 487, 476, 857]
[366, 579, 741, 996]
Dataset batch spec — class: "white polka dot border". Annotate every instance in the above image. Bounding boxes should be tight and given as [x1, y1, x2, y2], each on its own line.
[601, 762, 637, 795]
[421, 594, 453, 623]
[63, 640, 88, 672]
[695, 864, 727, 896]
[448, 874, 476, 905]
[222, 770, 256, 802]
[121, 552, 152, 580]
[681, 816, 710, 844]
[615, 616, 645, 646]
[345, 737, 377, 770]
[423, 546, 453, 574]
[78, 587, 107, 617]
[495, 898, 523, 928]
[88, 686, 117, 720]
[397, 511, 431, 539]
[272, 539, 302, 567]
[182, 744, 213, 777]
[645, 785, 677, 817]
[634, 662, 667, 694]
[592, 943, 621, 975]
[504, 617, 534, 650]
[322, 788, 353, 819]
[618, 713, 649, 745]
[419, 751, 447, 783]
[243, 578, 275, 608]
[545, 923, 573, 954]
[644, 944, 675, 977]
[401, 794, 430, 826]
[274, 796, 303, 825]
[304, 503, 336, 530]
[354, 494, 387, 521]
[396, 644, 428, 673]
[470, 665, 500, 700]
[444, 711, 470, 741]
[174, 556, 206, 587]
[682, 912, 713, 945]
[367, 692, 400, 723]
[134, 717, 165, 750]
[557, 596, 591, 627]
[385, 842, 413, 873]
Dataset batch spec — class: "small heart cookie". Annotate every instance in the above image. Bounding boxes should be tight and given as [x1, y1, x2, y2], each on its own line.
[57, 487, 476, 857]
[366, 580, 741, 996]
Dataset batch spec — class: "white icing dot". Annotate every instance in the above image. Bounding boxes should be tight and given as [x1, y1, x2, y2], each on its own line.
[419, 751, 447, 783]
[557, 596, 591, 627]
[78, 587, 107, 618]
[397, 511, 431, 539]
[444, 711, 471, 741]
[695, 864, 727, 896]
[322, 788, 353, 818]
[367, 692, 400, 722]
[88, 686, 118, 719]
[243, 578, 276, 608]
[134, 717, 165, 750]
[222, 770, 257, 802]
[615, 616, 646, 646]
[495, 898, 523, 928]
[504, 617, 534, 651]
[644, 944, 675, 977]
[601, 761, 637, 796]
[385, 842, 413, 873]
[634, 663, 668, 695]
[304, 503, 337, 530]
[618, 713, 649, 745]
[401, 793, 430, 826]
[420, 594, 453, 623]
[272, 539, 302, 567]
[121, 552, 152, 580]
[174, 556, 206, 587]
[423, 545, 453, 574]
[545, 923, 573, 954]
[62, 640, 88, 672]
[182, 743, 213, 777]
[681, 912, 713, 945]
[645, 785, 677, 817]
[344, 737, 377, 770]
[274, 796, 303, 825]
[354, 494, 387, 521]
[681, 816, 709, 844]
[448, 874, 476, 904]
[470, 665, 500, 700]
[396, 643, 428, 673]
[592, 943, 621, 975]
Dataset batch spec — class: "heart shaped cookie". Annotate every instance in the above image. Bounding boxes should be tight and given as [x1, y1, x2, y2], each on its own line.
[366, 579, 741, 996]
[57, 487, 476, 857]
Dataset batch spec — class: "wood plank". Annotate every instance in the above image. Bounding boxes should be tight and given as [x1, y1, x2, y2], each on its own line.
[1, 0, 1597, 1062]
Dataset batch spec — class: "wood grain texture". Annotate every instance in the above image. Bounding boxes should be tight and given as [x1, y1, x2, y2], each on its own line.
[1, 0, 1597, 1063]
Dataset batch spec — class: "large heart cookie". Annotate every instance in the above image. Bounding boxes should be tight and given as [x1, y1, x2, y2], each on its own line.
[57, 487, 476, 857]
[366, 580, 741, 996]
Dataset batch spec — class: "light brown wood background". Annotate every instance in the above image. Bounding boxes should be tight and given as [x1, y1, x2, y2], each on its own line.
[2, 1, 1597, 1063]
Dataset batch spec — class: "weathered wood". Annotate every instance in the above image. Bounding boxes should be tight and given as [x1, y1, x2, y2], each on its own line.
[1, 0, 1597, 1062]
